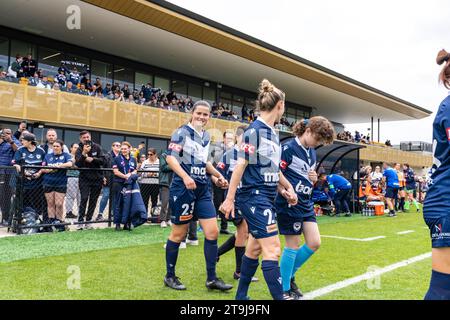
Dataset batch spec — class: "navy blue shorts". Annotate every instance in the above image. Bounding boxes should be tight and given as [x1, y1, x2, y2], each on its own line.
[237, 191, 278, 239]
[169, 181, 216, 225]
[385, 187, 399, 199]
[424, 215, 450, 248]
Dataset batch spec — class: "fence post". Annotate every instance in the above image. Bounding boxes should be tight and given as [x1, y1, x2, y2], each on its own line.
[108, 170, 113, 228]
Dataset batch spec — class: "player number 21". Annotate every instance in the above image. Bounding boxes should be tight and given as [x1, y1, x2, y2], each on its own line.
[181, 202, 195, 216]
[263, 209, 275, 224]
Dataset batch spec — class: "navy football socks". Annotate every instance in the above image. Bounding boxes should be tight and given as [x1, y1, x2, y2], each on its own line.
[204, 238, 218, 281]
[424, 270, 450, 300]
[261, 260, 284, 300]
[236, 255, 259, 300]
[235, 246, 246, 273]
[165, 239, 180, 278]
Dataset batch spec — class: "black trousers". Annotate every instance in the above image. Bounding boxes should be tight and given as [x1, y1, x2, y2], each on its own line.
[78, 180, 102, 222]
[0, 177, 13, 223]
[213, 184, 227, 230]
[140, 183, 160, 214]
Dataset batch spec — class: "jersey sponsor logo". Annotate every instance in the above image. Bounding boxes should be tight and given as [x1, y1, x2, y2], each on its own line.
[264, 172, 279, 183]
[240, 143, 256, 155]
[168, 143, 182, 152]
[447, 128, 450, 140]
[191, 166, 206, 175]
[266, 223, 278, 233]
[217, 162, 226, 170]
[295, 181, 312, 195]
[280, 160, 288, 170]
[179, 214, 193, 221]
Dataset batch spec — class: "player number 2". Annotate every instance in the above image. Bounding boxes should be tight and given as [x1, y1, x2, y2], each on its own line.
[263, 209, 275, 224]
[181, 202, 195, 216]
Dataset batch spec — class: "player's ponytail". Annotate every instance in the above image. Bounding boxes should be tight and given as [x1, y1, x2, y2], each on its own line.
[437, 49, 450, 89]
[292, 116, 335, 145]
[256, 79, 285, 112]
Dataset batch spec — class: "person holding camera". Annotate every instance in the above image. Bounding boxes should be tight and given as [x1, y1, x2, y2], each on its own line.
[75, 130, 105, 230]
[12, 133, 47, 221]
[0, 128, 21, 225]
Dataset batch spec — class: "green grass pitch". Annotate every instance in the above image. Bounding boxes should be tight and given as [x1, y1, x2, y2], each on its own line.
[0, 209, 431, 300]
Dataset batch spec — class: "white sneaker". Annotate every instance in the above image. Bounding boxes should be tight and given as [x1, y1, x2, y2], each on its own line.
[186, 239, 199, 246]
[160, 221, 167, 228]
[167, 220, 172, 227]
[180, 241, 187, 249]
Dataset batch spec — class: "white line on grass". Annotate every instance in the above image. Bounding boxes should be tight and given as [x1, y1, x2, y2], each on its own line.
[396, 230, 415, 235]
[303, 252, 431, 300]
[321, 235, 386, 242]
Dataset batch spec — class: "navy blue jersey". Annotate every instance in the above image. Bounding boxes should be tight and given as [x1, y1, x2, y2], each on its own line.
[42, 152, 72, 187]
[275, 137, 316, 215]
[216, 146, 242, 197]
[327, 174, 352, 195]
[112, 154, 137, 183]
[168, 123, 211, 186]
[238, 118, 281, 198]
[383, 167, 399, 188]
[424, 95, 450, 218]
[12, 146, 46, 189]
[404, 168, 416, 189]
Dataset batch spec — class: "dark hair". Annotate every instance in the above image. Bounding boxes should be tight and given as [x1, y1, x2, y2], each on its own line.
[147, 148, 157, 155]
[53, 139, 65, 148]
[79, 130, 90, 136]
[437, 49, 450, 89]
[292, 116, 335, 145]
[255, 79, 285, 112]
[70, 143, 78, 149]
[404, 163, 410, 168]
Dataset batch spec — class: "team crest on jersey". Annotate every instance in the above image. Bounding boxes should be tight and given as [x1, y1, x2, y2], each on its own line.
[293, 222, 302, 232]
[173, 196, 178, 202]
[36, 154, 41, 159]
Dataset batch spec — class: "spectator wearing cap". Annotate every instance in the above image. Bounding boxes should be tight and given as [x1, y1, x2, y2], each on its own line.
[21, 53, 37, 78]
[0, 127, 21, 225]
[12, 133, 48, 221]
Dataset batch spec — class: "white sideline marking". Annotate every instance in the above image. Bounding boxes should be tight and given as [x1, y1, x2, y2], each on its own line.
[397, 230, 415, 235]
[303, 252, 431, 300]
[321, 235, 386, 242]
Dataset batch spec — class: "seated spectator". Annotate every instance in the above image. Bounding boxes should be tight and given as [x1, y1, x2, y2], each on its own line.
[125, 94, 135, 103]
[28, 72, 40, 86]
[358, 171, 384, 203]
[36, 76, 52, 89]
[149, 96, 158, 108]
[122, 84, 130, 99]
[111, 82, 120, 93]
[62, 81, 79, 94]
[103, 83, 112, 97]
[114, 91, 125, 101]
[78, 83, 90, 95]
[89, 84, 97, 97]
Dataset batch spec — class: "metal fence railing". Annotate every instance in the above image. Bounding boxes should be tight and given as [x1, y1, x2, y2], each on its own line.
[0, 165, 163, 235]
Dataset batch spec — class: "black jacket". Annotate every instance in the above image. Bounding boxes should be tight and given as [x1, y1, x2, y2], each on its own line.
[159, 152, 173, 187]
[75, 142, 105, 182]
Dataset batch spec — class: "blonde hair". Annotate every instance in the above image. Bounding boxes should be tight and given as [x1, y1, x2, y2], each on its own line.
[292, 116, 335, 145]
[256, 79, 285, 112]
[121, 141, 131, 149]
[437, 49, 450, 89]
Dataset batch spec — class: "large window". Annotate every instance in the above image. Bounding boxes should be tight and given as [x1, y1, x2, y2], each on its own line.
[135, 72, 153, 91]
[147, 138, 168, 154]
[101, 133, 124, 152]
[154, 76, 170, 93]
[63, 129, 81, 147]
[172, 79, 187, 97]
[0, 37, 9, 73]
[62, 53, 89, 77]
[10, 40, 36, 63]
[203, 86, 216, 105]
[113, 65, 134, 90]
[91, 60, 112, 88]
[38, 47, 63, 78]
[188, 83, 202, 102]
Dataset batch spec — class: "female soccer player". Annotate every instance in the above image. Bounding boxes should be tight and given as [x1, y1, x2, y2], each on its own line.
[214, 126, 258, 282]
[403, 163, 420, 212]
[163, 100, 232, 292]
[220, 79, 298, 300]
[423, 49, 450, 299]
[276, 117, 335, 298]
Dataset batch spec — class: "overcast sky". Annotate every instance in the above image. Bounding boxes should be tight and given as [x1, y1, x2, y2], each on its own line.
[168, 0, 450, 144]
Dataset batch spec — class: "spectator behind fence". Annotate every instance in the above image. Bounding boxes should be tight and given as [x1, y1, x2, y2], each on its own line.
[75, 130, 105, 230]
[12, 133, 47, 221]
[112, 141, 138, 231]
[0, 128, 21, 225]
[97, 141, 121, 221]
[159, 149, 173, 228]
[65, 143, 81, 219]
[41, 129, 70, 154]
[139, 148, 160, 216]
[13, 121, 27, 141]
[42, 140, 72, 226]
